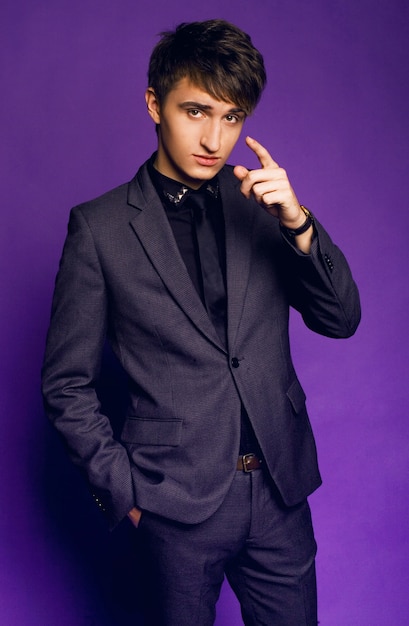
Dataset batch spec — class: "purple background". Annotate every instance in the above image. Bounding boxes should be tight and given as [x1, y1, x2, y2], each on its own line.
[1, 1, 408, 624]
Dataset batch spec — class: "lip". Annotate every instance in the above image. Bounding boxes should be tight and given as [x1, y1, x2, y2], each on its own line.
[193, 155, 221, 167]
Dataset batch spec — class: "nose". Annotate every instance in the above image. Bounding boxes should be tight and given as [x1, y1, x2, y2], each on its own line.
[200, 120, 221, 153]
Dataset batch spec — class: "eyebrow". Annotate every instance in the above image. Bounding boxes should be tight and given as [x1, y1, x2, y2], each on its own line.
[179, 101, 246, 114]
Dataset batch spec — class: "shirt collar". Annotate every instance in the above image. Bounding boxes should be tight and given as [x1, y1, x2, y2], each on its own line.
[148, 154, 219, 208]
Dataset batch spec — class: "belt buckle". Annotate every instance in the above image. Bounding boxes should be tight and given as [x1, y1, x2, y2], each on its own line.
[242, 453, 256, 472]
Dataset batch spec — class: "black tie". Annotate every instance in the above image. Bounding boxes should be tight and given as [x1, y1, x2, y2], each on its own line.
[190, 190, 227, 345]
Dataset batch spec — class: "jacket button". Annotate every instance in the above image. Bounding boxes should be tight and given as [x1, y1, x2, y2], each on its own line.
[231, 357, 240, 368]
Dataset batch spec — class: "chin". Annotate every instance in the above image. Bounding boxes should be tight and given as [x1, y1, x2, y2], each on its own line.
[192, 165, 223, 180]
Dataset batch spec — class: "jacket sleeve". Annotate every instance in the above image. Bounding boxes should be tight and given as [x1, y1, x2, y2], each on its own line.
[41, 207, 135, 530]
[280, 218, 361, 338]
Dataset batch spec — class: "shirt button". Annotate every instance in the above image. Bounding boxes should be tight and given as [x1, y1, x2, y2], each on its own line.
[231, 357, 240, 368]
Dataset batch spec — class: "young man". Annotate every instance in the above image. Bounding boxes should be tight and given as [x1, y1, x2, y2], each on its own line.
[42, 20, 360, 626]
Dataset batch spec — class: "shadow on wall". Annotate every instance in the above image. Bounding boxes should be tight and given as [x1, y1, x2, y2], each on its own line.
[42, 344, 146, 625]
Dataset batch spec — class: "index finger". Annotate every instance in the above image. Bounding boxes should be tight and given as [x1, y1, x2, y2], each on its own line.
[245, 136, 279, 169]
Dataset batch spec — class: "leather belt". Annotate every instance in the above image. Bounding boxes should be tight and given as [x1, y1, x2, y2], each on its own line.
[237, 453, 263, 472]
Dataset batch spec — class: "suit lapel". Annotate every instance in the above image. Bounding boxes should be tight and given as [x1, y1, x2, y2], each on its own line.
[127, 163, 225, 350]
[218, 168, 255, 351]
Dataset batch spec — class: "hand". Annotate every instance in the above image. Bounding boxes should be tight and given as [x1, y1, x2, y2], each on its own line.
[128, 507, 143, 528]
[233, 136, 305, 229]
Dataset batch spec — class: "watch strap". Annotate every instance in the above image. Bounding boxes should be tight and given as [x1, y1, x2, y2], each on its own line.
[280, 206, 314, 237]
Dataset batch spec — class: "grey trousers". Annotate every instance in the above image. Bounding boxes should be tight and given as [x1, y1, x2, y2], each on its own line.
[135, 469, 317, 626]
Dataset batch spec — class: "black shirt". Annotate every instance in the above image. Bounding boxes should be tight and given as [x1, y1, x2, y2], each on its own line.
[148, 156, 262, 458]
[148, 156, 226, 311]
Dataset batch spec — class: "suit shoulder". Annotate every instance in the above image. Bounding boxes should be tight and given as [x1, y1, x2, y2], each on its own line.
[73, 181, 130, 219]
[71, 158, 151, 224]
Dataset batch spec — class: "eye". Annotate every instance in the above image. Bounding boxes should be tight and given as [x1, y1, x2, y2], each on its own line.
[225, 114, 241, 124]
[188, 109, 204, 118]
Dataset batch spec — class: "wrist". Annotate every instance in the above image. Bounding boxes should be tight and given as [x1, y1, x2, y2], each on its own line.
[280, 205, 314, 237]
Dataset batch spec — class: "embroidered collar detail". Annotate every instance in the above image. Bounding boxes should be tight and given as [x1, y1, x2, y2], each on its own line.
[164, 186, 189, 205]
[204, 182, 219, 199]
[164, 182, 219, 206]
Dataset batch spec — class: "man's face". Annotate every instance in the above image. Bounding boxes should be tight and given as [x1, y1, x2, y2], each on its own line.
[146, 78, 246, 189]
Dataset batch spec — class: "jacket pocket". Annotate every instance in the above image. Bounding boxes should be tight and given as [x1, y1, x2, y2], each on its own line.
[120, 416, 182, 446]
[286, 378, 307, 415]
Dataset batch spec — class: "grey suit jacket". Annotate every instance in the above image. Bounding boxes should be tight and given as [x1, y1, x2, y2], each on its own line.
[42, 159, 361, 529]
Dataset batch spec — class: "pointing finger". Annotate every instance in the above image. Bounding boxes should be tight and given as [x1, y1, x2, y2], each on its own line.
[245, 136, 279, 169]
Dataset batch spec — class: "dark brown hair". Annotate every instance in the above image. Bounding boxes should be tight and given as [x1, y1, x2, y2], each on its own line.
[148, 20, 267, 115]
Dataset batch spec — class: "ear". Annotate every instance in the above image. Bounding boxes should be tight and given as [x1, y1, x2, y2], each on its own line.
[145, 88, 161, 124]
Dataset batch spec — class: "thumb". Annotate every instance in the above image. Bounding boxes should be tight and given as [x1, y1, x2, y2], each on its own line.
[233, 165, 249, 181]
